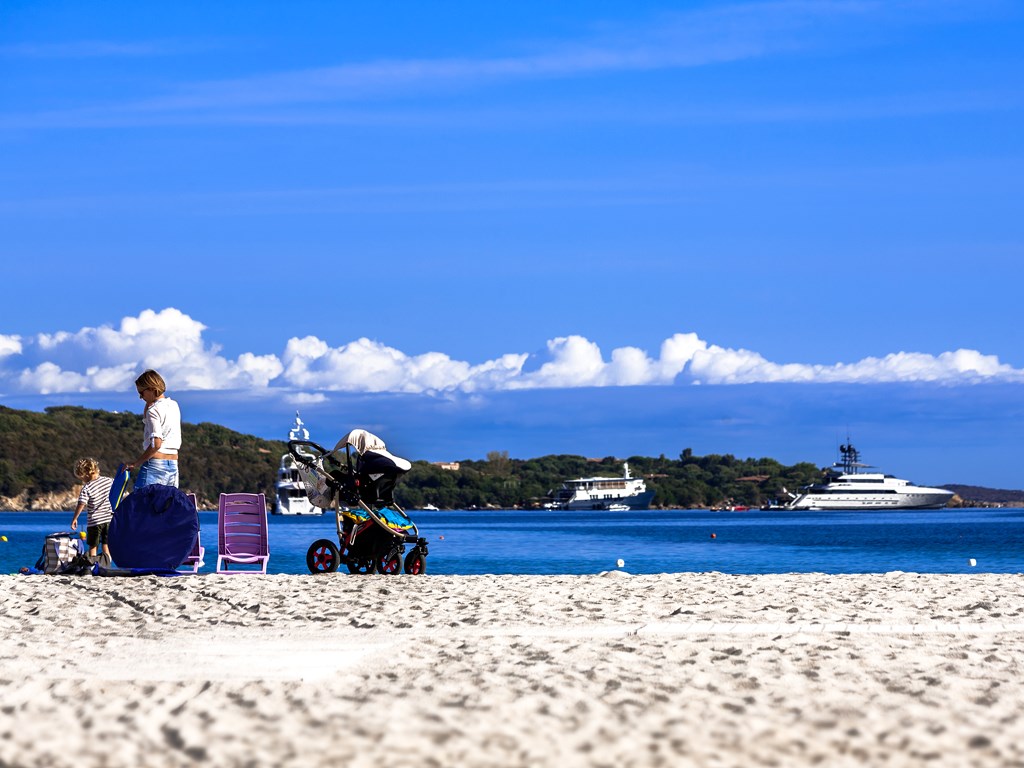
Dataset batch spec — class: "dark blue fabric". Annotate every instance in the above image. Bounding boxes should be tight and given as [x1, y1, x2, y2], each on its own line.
[108, 484, 198, 570]
[94, 566, 181, 577]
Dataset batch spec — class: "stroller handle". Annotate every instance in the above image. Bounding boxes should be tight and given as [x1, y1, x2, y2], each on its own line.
[287, 439, 330, 468]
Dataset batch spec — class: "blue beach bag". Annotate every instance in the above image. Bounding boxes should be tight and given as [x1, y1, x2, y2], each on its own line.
[108, 484, 199, 570]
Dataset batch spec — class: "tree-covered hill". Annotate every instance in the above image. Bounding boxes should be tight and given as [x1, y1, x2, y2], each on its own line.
[396, 450, 824, 510]
[0, 405, 284, 508]
[941, 485, 1024, 506]
[2, 406, 822, 509]
[2, 405, 1019, 510]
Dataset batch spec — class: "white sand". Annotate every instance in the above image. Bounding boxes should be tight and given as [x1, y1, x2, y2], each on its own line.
[2, 572, 1024, 767]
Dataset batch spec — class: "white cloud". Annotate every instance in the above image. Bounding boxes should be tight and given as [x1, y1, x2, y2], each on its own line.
[1, 308, 1022, 398]
[805, 349, 1020, 384]
[0, 308, 282, 394]
[281, 335, 526, 393]
[516, 336, 606, 389]
[606, 345, 658, 386]
[284, 392, 328, 406]
[17, 362, 90, 395]
[0, 335, 22, 358]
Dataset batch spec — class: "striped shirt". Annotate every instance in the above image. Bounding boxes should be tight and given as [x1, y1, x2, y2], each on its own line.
[78, 476, 114, 527]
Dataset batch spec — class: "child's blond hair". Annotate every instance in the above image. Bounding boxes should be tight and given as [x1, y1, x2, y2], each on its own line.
[74, 457, 100, 481]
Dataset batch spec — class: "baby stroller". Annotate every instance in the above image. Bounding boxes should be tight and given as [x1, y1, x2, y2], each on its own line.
[289, 429, 429, 575]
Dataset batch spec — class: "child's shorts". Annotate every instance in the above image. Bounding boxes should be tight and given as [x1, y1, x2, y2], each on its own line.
[86, 523, 109, 549]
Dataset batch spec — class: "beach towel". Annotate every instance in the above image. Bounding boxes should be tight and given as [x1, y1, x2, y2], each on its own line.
[342, 506, 414, 534]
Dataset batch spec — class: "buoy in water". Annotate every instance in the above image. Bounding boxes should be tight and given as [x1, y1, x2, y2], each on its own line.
[968, 558, 977, 567]
[0, 535, 7, 542]
[710, 533, 717, 539]
[616, 558, 625, 568]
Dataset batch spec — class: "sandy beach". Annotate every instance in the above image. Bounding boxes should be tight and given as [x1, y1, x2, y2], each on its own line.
[2, 572, 1023, 767]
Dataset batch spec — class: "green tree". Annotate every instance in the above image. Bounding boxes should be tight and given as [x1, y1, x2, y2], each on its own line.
[0, 404, 858, 511]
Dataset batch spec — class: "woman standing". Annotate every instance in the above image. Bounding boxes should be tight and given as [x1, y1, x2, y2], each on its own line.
[127, 369, 182, 488]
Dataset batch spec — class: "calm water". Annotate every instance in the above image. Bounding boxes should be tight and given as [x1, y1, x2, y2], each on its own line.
[3, 508, 1024, 575]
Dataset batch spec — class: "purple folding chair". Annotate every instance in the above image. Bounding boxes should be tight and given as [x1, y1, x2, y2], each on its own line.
[216, 493, 270, 574]
[178, 493, 206, 574]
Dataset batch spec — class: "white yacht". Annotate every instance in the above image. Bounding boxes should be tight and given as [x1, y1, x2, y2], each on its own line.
[550, 463, 655, 510]
[784, 443, 953, 511]
[273, 412, 322, 515]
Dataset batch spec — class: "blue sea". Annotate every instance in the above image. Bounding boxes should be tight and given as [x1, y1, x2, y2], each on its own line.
[3, 508, 1024, 575]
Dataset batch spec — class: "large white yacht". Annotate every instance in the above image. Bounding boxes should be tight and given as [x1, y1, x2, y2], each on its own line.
[550, 463, 655, 510]
[273, 412, 322, 515]
[784, 443, 953, 511]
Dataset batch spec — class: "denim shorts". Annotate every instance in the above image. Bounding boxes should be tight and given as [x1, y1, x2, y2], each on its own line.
[135, 459, 179, 488]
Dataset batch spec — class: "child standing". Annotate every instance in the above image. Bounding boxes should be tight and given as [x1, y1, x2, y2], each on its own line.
[71, 458, 114, 564]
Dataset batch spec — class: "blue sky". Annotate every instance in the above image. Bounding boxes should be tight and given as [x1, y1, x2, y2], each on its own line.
[1, 1, 1022, 487]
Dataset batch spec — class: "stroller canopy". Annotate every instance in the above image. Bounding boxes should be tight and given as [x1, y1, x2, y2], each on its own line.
[338, 428, 386, 455]
[335, 428, 412, 471]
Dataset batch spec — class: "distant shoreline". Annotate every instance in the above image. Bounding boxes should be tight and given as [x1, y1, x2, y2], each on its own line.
[4, 502, 1024, 514]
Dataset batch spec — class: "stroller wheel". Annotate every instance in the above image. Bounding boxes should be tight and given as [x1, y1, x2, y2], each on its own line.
[346, 558, 376, 575]
[378, 546, 403, 575]
[306, 539, 340, 574]
[404, 550, 427, 575]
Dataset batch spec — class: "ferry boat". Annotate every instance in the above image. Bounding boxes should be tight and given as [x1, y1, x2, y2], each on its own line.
[550, 463, 655, 510]
[273, 412, 322, 515]
[784, 442, 953, 511]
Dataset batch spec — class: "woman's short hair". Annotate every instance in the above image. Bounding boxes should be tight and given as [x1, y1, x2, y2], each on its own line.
[135, 369, 167, 396]
[75, 457, 100, 480]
